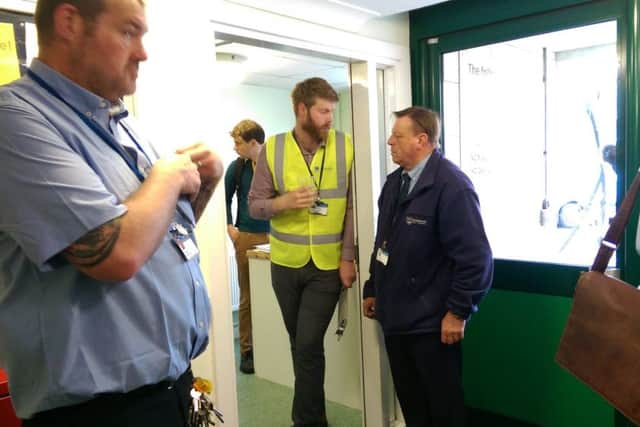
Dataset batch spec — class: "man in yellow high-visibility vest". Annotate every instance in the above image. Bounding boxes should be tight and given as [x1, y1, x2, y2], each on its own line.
[249, 77, 356, 427]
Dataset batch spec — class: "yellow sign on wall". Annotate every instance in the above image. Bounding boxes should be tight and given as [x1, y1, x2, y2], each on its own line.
[0, 23, 20, 85]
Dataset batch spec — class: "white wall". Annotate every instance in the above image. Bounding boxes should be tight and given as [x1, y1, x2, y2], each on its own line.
[217, 84, 294, 165]
[358, 13, 410, 47]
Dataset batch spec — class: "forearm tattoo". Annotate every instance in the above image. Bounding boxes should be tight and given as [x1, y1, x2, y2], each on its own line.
[63, 216, 123, 267]
[192, 177, 216, 222]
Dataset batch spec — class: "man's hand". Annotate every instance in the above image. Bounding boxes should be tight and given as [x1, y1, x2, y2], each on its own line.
[363, 297, 376, 318]
[176, 142, 224, 182]
[273, 187, 317, 211]
[174, 142, 223, 221]
[339, 260, 356, 288]
[227, 224, 240, 243]
[151, 153, 201, 198]
[441, 311, 466, 345]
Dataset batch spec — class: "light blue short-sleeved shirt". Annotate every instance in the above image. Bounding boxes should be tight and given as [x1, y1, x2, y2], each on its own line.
[0, 60, 211, 419]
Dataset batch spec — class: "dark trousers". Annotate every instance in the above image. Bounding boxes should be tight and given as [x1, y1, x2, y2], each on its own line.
[271, 261, 342, 427]
[385, 333, 467, 427]
[22, 368, 193, 427]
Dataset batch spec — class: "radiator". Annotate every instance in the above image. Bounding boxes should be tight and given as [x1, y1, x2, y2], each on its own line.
[228, 254, 240, 311]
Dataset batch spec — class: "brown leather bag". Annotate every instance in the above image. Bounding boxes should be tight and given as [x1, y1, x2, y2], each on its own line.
[556, 171, 640, 425]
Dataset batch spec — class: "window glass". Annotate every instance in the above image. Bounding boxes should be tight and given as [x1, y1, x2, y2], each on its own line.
[443, 21, 618, 266]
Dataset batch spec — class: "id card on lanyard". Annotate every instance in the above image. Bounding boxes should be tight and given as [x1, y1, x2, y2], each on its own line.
[170, 222, 199, 260]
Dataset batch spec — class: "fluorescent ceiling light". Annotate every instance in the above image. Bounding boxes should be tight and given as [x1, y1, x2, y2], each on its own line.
[327, 0, 382, 16]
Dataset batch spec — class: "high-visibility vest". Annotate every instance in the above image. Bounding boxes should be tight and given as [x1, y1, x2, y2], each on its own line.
[266, 129, 353, 270]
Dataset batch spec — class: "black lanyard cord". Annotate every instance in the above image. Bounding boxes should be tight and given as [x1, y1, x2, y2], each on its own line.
[293, 130, 327, 191]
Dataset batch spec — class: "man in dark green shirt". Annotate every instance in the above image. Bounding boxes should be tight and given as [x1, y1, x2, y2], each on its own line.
[225, 119, 270, 374]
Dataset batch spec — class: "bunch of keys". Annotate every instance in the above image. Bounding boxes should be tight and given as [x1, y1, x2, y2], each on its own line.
[335, 288, 348, 341]
[188, 377, 224, 426]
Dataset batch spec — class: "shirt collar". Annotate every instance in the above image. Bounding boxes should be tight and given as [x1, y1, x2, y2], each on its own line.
[404, 152, 432, 181]
[29, 59, 128, 129]
[109, 101, 129, 123]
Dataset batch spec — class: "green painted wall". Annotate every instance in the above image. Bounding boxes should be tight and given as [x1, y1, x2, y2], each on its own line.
[409, 1, 640, 426]
[464, 290, 613, 426]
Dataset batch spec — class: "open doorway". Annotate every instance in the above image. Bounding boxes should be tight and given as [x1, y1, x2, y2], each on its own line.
[214, 33, 363, 427]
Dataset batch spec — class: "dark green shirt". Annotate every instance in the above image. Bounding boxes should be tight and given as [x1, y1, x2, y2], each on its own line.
[224, 158, 270, 233]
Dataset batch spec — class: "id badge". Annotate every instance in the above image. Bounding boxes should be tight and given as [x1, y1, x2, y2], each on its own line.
[309, 200, 329, 216]
[170, 222, 199, 260]
[176, 237, 199, 260]
[376, 247, 389, 266]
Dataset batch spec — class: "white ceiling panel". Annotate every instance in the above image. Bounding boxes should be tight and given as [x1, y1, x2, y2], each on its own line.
[215, 0, 452, 90]
[225, 0, 450, 30]
[283, 66, 349, 86]
[331, 0, 449, 16]
[216, 39, 350, 90]
[240, 74, 299, 90]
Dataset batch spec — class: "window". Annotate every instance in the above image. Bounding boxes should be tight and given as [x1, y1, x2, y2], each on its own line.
[443, 21, 618, 266]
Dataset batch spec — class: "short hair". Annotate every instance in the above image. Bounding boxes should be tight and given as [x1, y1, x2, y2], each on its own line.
[291, 77, 339, 116]
[35, 0, 105, 45]
[393, 106, 441, 145]
[35, 0, 145, 46]
[230, 119, 265, 145]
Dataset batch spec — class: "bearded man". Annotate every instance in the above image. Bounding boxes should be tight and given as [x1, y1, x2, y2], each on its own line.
[248, 77, 355, 427]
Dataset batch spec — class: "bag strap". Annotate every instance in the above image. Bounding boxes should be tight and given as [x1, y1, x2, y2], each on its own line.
[592, 168, 640, 272]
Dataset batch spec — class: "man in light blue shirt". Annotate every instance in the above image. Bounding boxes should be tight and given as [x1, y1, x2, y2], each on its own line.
[0, 0, 223, 425]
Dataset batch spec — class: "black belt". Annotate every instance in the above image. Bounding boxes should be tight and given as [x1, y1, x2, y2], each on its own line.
[106, 367, 193, 400]
[23, 367, 194, 426]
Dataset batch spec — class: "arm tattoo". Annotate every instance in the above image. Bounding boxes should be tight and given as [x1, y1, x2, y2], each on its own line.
[63, 216, 123, 267]
[192, 177, 218, 222]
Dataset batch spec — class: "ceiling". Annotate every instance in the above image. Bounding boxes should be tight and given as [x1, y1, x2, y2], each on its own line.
[215, 38, 350, 90]
[226, 0, 448, 25]
[216, 0, 449, 90]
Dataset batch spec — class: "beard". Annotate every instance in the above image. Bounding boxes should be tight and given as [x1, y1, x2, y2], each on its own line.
[302, 112, 329, 143]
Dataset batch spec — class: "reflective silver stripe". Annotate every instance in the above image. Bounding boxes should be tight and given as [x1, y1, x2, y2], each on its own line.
[319, 188, 346, 198]
[271, 228, 309, 245]
[271, 228, 342, 245]
[334, 131, 347, 192]
[274, 133, 286, 193]
[311, 233, 342, 244]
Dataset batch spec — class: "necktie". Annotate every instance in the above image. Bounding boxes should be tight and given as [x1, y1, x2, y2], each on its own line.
[398, 172, 411, 205]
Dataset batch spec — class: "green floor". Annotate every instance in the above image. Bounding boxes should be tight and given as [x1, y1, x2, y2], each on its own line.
[234, 315, 362, 426]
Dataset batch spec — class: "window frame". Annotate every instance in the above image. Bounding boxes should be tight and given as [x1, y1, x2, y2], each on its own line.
[411, 0, 634, 297]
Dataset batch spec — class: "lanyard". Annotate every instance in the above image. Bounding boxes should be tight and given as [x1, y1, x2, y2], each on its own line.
[293, 131, 327, 191]
[26, 69, 150, 182]
[27, 69, 196, 226]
